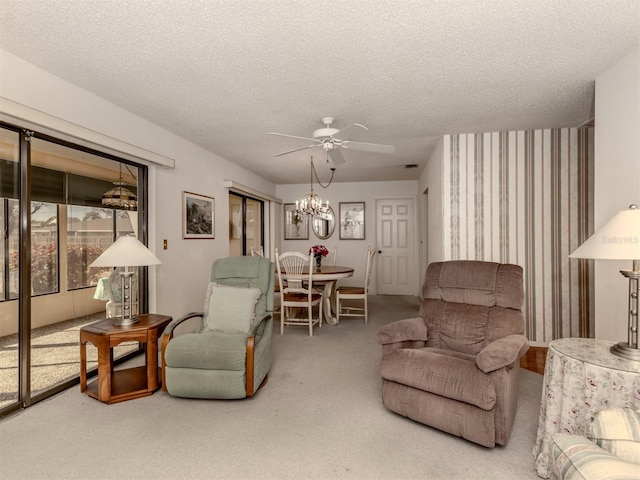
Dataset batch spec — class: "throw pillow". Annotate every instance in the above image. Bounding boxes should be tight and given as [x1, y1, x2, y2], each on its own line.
[551, 434, 640, 480]
[201, 283, 261, 334]
[588, 408, 640, 465]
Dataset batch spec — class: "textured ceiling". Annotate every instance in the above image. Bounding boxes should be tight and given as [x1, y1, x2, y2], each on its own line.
[0, 0, 638, 184]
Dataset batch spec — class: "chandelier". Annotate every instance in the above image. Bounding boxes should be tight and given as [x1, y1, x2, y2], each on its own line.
[295, 157, 335, 218]
[102, 163, 138, 210]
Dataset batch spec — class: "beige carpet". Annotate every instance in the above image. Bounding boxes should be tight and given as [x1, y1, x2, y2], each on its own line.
[0, 295, 543, 480]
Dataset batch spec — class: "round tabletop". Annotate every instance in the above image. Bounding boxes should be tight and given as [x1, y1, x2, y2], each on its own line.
[280, 265, 355, 281]
[301, 265, 354, 281]
[549, 337, 640, 373]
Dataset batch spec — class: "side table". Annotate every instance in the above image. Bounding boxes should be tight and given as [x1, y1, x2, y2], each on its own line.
[80, 313, 172, 404]
[532, 338, 640, 478]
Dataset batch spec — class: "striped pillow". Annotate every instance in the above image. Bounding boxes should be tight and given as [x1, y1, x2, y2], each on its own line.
[551, 434, 640, 480]
[588, 408, 640, 465]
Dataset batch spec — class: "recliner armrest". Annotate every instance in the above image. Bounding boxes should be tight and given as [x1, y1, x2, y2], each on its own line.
[248, 313, 272, 337]
[162, 312, 204, 338]
[475, 334, 529, 373]
[377, 317, 428, 346]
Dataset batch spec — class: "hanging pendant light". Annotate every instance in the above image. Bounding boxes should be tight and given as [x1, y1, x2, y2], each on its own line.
[295, 157, 334, 218]
[102, 163, 138, 210]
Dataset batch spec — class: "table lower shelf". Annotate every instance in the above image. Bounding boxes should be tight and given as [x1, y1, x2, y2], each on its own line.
[85, 366, 160, 404]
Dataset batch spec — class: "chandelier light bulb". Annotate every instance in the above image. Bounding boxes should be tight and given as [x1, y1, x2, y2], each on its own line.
[294, 157, 334, 218]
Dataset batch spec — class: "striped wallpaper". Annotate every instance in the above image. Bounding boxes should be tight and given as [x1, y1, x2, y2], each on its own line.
[443, 128, 594, 343]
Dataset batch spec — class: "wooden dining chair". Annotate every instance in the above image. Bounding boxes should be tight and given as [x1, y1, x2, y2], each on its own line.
[336, 245, 376, 324]
[275, 249, 323, 336]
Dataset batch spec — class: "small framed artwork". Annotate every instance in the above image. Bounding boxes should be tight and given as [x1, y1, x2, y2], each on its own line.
[183, 191, 215, 239]
[284, 203, 309, 240]
[339, 202, 365, 240]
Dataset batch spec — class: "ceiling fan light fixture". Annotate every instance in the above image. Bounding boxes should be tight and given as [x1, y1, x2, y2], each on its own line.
[269, 116, 395, 166]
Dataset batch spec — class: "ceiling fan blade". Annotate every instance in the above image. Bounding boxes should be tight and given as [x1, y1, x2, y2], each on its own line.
[332, 123, 367, 141]
[268, 132, 317, 142]
[343, 141, 396, 154]
[272, 144, 317, 157]
[328, 148, 347, 166]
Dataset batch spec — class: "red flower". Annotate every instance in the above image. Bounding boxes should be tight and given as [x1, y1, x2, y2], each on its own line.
[309, 245, 329, 257]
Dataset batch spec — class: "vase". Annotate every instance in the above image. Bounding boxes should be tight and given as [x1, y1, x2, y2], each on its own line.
[315, 255, 322, 269]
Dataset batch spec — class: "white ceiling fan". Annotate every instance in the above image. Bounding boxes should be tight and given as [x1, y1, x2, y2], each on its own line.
[268, 117, 395, 166]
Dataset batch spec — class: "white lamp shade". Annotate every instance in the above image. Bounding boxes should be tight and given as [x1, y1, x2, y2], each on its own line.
[90, 235, 161, 267]
[569, 205, 640, 260]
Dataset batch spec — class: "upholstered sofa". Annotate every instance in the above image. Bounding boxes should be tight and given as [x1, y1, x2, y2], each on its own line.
[377, 260, 529, 447]
[551, 408, 640, 480]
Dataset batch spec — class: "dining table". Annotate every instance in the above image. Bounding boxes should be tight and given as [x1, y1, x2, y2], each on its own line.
[279, 265, 354, 326]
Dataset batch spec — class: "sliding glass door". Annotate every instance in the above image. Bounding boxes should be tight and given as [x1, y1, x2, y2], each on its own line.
[0, 123, 148, 414]
[229, 192, 264, 256]
[0, 128, 20, 409]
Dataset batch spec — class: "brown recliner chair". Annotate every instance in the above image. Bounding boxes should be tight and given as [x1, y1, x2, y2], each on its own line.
[377, 260, 529, 447]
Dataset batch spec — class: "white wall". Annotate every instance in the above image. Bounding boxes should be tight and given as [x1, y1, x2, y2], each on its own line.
[0, 49, 277, 321]
[276, 180, 420, 294]
[419, 137, 444, 268]
[593, 46, 640, 341]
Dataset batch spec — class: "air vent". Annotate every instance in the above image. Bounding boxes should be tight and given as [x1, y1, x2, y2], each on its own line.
[405, 164, 418, 169]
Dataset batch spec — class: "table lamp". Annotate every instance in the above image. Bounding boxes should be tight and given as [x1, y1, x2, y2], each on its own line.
[569, 204, 640, 361]
[90, 235, 161, 326]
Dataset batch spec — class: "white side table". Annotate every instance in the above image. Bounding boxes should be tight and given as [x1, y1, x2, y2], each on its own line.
[532, 338, 640, 478]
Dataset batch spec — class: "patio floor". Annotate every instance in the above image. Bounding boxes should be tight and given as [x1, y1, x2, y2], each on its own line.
[0, 313, 139, 410]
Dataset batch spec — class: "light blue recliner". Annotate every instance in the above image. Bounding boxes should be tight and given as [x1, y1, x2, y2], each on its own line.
[161, 256, 274, 399]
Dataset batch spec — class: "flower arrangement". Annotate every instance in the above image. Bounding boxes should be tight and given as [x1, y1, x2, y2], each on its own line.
[309, 245, 329, 268]
[309, 245, 329, 258]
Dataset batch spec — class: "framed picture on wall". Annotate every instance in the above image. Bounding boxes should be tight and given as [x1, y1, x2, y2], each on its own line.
[339, 202, 365, 240]
[183, 191, 215, 239]
[284, 203, 309, 240]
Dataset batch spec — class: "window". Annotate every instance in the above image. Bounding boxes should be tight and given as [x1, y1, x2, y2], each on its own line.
[30, 202, 58, 296]
[67, 206, 134, 290]
[0, 199, 21, 300]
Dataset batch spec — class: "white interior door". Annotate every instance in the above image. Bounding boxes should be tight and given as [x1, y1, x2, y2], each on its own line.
[376, 197, 416, 295]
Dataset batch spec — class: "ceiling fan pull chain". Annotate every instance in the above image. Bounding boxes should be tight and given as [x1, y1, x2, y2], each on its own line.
[310, 157, 335, 189]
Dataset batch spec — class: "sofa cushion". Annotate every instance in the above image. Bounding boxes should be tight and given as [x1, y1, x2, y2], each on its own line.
[438, 303, 489, 355]
[201, 283, 261, 334]
[211, 256, 274, 317]
[164, 332, 248, 370]
[551, 434, 640, 480]
[588, 408, 640, 465]
[423, 261, 524, 310]
[380, 348, 496, 410]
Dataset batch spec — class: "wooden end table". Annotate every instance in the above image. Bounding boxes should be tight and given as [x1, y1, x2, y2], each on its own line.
[80, 313, 172, 404]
